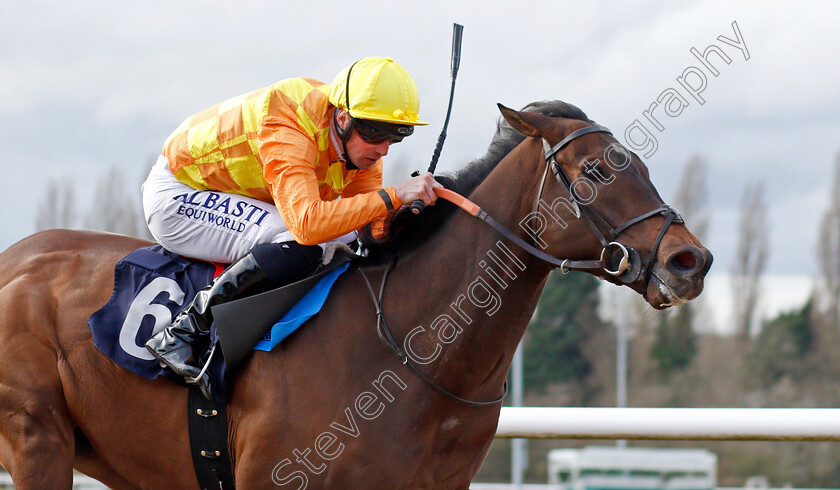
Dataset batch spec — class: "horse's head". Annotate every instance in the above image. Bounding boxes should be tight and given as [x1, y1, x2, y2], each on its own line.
[498, 104, 712, 309]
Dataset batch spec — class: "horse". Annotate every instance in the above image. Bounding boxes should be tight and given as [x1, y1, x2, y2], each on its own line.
[0, 101, 711, 489]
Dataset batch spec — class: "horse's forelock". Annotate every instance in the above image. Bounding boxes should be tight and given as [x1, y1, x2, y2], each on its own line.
[361, 100, 591, 260]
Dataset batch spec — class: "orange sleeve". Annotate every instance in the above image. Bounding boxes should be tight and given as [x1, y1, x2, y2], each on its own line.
[341, 160, 402, 207]
[341, 161, 402, 240]
[258, 116, 396, 246]
[341, 160, 403, 240]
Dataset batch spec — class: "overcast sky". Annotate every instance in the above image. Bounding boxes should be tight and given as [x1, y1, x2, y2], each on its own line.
[2, 0, 838, 330]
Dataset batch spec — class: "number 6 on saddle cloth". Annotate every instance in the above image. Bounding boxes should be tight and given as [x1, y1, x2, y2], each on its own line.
[88, 245, 352, 394]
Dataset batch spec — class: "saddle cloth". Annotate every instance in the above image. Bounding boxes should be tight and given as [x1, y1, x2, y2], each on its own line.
[88, 245, 349, 382]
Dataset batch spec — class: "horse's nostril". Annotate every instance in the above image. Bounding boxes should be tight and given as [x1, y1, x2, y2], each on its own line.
[676, 252, 696, 270]
[669, 251, 699, 274]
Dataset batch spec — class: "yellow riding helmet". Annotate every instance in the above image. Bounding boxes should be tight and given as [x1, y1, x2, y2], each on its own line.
[329, 57, 429, 126]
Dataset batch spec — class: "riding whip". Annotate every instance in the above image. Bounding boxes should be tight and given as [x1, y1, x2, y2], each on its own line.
[410, 22, 464, 214]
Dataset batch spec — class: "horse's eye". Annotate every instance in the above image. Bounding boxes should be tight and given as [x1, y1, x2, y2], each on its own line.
[583, 161, 613, 183]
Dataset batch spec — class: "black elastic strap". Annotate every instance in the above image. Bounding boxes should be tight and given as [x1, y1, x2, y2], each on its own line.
[331, 60, 362, 169]
[332, 110, 357, 170]
[377, 189, 395, 211]
[344, 60, 359, 113]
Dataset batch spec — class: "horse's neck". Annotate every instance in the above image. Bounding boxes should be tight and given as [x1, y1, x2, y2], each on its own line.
[386, 144, 551, 402]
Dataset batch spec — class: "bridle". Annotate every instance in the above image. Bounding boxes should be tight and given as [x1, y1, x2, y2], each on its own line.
[359, 122, 684, 406]
[533, 124, 684, 295]
[448, 124, 683, 297]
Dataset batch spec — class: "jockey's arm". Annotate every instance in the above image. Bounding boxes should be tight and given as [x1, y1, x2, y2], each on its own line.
[340, 159, 385, 196]
[341, 164, 440, 239]
[340, 161, 394, 240]
[259, 123, 402, 246]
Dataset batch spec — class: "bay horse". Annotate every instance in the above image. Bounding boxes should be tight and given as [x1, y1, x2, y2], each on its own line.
[0, 101, 711, 488]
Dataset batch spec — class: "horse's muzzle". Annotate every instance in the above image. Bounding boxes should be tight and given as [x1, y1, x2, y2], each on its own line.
[646, 245, 713, 309]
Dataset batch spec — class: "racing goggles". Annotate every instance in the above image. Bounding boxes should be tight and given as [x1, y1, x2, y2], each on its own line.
[354, 118, 414, 144]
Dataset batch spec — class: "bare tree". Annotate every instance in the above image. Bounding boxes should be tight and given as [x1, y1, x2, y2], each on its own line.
[673, 155, 709, 242]
[35, 179, 77, 231]
[649, 156, 709, 374]
[818, 151, 840, 331]
[84, 167, 142, 237]
[672, 156, 716, 333]
[136, 159, 156, 241]
[731, 181, 769, 343]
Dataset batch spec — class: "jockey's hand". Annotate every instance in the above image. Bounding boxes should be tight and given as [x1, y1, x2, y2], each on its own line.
[394, 173, 442, 208]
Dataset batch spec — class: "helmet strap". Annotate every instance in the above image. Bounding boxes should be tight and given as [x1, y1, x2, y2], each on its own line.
[332, 109, 358, 170]
[332, 60, 362, 170]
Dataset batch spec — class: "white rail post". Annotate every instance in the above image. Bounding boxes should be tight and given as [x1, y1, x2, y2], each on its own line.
[511, 340, 526, 487]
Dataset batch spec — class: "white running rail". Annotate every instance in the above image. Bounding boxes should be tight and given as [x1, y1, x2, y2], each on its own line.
[495, 407, 840, 441]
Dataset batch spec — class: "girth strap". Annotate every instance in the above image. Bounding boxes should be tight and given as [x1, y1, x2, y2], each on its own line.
[187, 386, 235, 490]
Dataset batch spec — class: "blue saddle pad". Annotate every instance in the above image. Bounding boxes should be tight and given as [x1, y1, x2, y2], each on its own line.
[254, 262, 349, 351]
[88, 245, 346, 382]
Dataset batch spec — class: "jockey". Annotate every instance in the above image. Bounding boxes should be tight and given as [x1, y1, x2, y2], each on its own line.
[142, 57, 441, 398]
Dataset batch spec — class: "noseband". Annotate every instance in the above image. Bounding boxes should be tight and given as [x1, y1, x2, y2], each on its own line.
[536, 124, 683, 293]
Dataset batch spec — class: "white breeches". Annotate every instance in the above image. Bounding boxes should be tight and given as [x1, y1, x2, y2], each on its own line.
[141, 156, 355, 263]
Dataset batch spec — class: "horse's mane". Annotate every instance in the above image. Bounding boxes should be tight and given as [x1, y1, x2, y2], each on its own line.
[361, 100, 592, 260]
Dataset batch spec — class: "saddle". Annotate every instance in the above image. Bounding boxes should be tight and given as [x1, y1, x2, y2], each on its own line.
[213, 252, 352, 373]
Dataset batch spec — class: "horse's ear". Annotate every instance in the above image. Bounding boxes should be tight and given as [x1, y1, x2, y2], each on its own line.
[497, 103, 545, 138]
